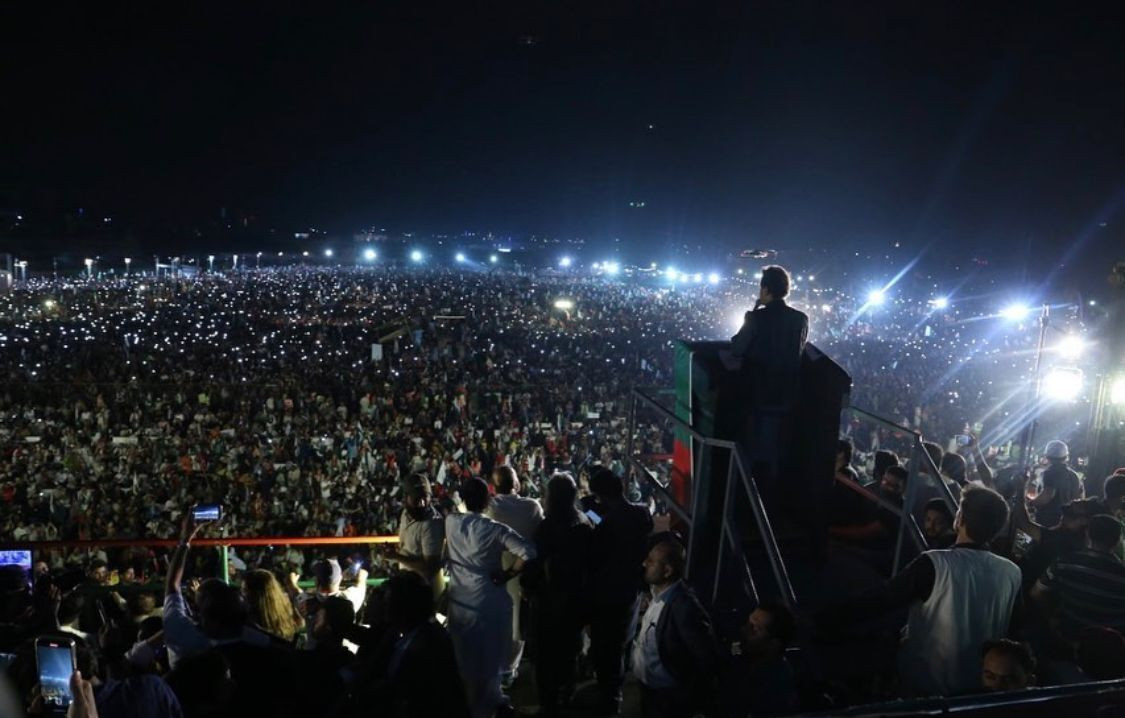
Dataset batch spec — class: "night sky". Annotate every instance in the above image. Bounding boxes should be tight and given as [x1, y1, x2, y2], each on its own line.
[1, 1, 1122, 265]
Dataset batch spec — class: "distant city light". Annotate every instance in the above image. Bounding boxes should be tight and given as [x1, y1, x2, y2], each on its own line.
[931, 296, 950, 309]
[1000, 303, 1031, 321]
[559, 256, 572, 268]
[363, 248, 377, 261]
[410, 250, 424, 263]
[1042, 367, 1083, 402]
[1057, 335, 1086, 359]
[707, 272, 720, 285]
[489, 254, 498, 264]
[553, 298, 575, 311]
[455, 252, 467, 263]
[867, 289, 886, 306]
[324, 248, 334, 258]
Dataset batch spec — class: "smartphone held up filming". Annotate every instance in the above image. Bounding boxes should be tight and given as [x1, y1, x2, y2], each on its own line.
[36, 636, 77, 713]
[192, 504, 223, 522]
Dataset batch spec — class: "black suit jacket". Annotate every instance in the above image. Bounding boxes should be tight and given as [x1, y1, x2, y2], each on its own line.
[730, 299, 808, 407]
[651, 581, 724, 692]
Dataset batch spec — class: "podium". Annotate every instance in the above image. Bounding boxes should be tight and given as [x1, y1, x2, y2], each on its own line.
[670, 340, 851, 601]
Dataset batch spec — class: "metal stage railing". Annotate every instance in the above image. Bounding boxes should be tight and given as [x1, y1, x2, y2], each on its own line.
[844, 406, 958, 575]
[625, 387, 797, 609]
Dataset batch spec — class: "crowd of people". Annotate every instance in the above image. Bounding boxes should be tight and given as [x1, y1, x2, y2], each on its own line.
[0, 264, 1122, 716]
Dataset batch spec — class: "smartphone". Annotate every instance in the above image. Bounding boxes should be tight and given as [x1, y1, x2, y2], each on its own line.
[36, 636, 77, 713]
[192, 504, 222, 522]
[585, 509, 602, 526]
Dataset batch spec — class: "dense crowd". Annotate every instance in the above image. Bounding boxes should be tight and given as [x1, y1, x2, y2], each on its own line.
[1, 265, 1122, 717]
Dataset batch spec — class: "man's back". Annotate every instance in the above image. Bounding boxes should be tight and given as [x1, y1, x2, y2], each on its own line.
[487, 493, 543, 541]
[1041, 548, 1125, 638]
[900, 548, 1021, 696]
[730, 300, 808, 406]
[590, 501, 653, 605]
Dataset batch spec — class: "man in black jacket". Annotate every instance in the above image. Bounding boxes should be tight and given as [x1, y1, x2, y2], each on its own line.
[728, 265, 808, 408]
[630, 535, 723, 718]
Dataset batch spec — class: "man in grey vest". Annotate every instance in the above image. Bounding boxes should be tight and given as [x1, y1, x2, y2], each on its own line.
[818, 485, 1022, 696]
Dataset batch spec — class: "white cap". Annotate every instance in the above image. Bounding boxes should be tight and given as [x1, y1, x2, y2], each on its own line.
[1044, 440, 1069, 460]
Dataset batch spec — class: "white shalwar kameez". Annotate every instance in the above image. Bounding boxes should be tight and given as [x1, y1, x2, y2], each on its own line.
[444, 511, 537, 718]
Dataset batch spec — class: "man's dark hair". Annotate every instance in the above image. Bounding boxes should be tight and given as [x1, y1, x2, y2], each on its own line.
[493, 465, 518, 494]
[403, 473, 432, 502]
[921, 441, 944, 474]
[982, 639, 1036, 675]
[873, 450, 899, 481]
[319, 595, 356, 640]
[1105, 473, 1125, 502]
[650, 533, 686, 580]
[57, 592, 85, 625]
[545, 472, 580, 520]
[925, 498, 954, 523]
[197, 579, 249, 639]
[760, 265, 791, 299]
[959, 485, 1010, 544]
[837, 438, 853, 465]
[385, 572, 433, 630]
[884, 465, 909, 483]
[89, 559, 108, 572]
[757, 599, 796, 649]
[460, 477, 490, 513]
[1088, 514, 1123, 550]
[590, 466, 624, 500]
[941, 452, 967, 483]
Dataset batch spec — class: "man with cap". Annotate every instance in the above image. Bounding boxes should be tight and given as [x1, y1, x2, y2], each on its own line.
[1030, 440, 1083, 528]
[298, 557, 367, 641]
[391, 473, 446, 600]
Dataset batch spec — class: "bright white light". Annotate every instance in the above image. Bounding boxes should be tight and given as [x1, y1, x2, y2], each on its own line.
[820, 304, 833, 312]
[808, 275, 815, 282]
[302, 251, 310, 257]
[737, 268, 744, 275]
[410, 250, 424, 263]
[1111, 375, 1125, 406]
[489, 254, 498, 264]
[1000, 303, 1031, 321]
[124, 257, 132, 265]
[665, 267, 679, 281]
[84, 258, 93, 267]
[324, 248, 334, 258]
[693, 273, 703, 283]
[707, 272, 720, 285]
[603, 261, 620, 275]
[867, 289, 886, 306]
[455, 252, 466, 263]
[208, 255, 215, 262]
[363, 248, 377, 261]
[1042, 367, 1083, 402]
[559, 256, 572, 268]
[1057, 335, 1085, 360]
[931, 296, 949, 309]
[44, 299, 56, 309]
[553, 298, 575, 311]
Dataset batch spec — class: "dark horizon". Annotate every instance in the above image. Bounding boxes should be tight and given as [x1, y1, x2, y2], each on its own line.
[1, 2, 1123, 273]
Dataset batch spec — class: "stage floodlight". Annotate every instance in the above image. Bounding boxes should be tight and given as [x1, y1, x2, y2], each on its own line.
[1057, 335, 1085, 360]
[455, 252, 466, 263]
[559, 256, 572, 268]
[1000, 303, 1031, 321]
[1042, 367, 1083, 403]
[867, 289, 886, 306]
[931, 296, 949, 309]
[707, 272, 720, 285]
[1111, 375, 1125, 406]
[363, 248, 377, 261]
[410, 250, 424, 263]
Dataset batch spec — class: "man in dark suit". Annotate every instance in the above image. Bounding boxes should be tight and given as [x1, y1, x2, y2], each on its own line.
[728, 264, 809, 408]
[630, 534, 723, 718]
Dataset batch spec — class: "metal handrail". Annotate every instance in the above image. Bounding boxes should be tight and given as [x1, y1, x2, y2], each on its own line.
[831, 473, 928, 554]
[627, 387, 798, 610]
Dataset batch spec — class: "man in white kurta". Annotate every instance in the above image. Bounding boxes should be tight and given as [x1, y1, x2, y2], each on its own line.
[446, 477, 537, 718]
